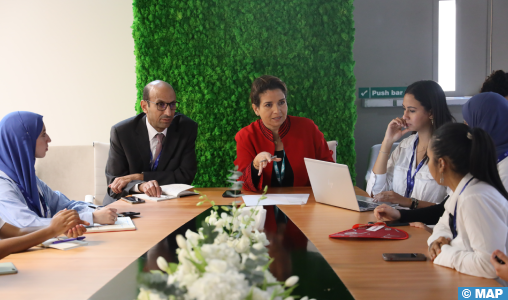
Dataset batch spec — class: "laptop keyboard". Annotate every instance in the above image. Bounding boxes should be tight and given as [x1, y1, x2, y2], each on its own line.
[358, 201, 372, 208]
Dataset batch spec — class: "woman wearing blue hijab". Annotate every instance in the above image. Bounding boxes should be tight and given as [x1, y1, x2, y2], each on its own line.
[0, 111, 117, 228]
[463, 92, 508, 187]
[374, 92, 508, 224]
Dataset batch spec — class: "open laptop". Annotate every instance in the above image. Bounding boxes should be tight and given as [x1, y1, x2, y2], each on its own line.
[304, 158, 382, 211]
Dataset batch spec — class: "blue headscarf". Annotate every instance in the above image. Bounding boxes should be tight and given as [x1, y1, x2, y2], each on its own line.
[462, 92, 508, 159]
[0, 111, 45, 217]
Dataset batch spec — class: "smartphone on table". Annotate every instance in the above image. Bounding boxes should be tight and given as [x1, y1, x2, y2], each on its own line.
[120, 196, 145, 204]
[0, 262, 18, 275]
[382, 253, 427, 261]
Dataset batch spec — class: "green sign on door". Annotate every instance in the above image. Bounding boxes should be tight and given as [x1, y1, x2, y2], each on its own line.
[358, 87, 407, 99]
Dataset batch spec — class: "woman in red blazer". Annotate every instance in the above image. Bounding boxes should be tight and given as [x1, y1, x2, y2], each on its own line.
[235, 75, 334, 191]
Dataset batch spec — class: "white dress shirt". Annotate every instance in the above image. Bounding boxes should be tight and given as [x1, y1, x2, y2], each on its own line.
[499, 157, 508, 189]
[366, 133, 448, 203]
[428, 173, 508, 279]
[0, 216, 5, 229]
[132, 118, 167, 193]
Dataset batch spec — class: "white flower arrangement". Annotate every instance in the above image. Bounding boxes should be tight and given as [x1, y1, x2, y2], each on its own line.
[137, 168, 314, 300]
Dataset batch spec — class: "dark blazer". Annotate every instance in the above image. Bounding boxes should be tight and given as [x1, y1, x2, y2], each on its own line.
[103, 113, 198, 205]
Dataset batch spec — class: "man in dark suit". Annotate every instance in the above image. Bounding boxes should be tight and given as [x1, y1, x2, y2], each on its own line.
[103, 80, 198, 205]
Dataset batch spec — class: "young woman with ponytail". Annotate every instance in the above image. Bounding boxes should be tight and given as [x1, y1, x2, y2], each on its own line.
[374, 92, 508, 227]
[427, 123, 508, 281]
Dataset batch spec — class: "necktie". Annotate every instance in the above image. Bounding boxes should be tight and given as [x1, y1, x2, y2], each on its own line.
[152, 133, 164, 167]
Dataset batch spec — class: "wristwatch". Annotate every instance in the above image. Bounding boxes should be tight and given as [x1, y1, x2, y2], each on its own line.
[410, 197, 419, 210]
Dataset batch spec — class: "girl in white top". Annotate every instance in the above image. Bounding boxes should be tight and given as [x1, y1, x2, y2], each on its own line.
[367, 80, 454, 208]
[427, 123, 508, 281]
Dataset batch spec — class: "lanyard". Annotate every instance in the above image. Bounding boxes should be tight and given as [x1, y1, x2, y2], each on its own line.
[451, 177, 475, 239]
[273, 150, 286, 185]
[498, 150, 508, 163]
[404, 137, 426, 198]
[15, 183, 48, 218]
[150, 150, 162, 171]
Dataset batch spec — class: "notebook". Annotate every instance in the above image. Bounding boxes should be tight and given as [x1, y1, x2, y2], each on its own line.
[85, 217, 136, 233]
[40, 238, 88, 250]
[133, 184, 197, 202]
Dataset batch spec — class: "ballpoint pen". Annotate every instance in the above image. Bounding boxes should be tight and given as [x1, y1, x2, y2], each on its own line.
[52, 236, 86, 244]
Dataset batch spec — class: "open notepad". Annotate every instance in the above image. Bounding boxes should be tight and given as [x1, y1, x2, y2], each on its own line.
[85, 217, 136, 233]
[133, 184, 197, 202]
[40, 238, 88, 251]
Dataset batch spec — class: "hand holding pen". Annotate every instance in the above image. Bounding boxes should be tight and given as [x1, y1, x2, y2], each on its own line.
[253, 151, 282, 176]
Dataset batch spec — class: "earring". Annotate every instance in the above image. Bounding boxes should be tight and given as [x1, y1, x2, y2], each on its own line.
[440, 172, 444, 184]
[431, 119, 434, 125]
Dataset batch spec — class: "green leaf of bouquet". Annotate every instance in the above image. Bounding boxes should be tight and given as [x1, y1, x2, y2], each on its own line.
[150, 270, 165, 275]
[168, 263, 178, 274]
[186, 258, 206, 273]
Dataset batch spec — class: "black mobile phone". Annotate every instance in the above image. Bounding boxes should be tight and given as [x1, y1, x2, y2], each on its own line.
[222, 190, 241, 198]
[118, 212, 141, 217]
[120, 196, 145, 204]
[495, 256, 506, 265]
[382, 253, 427, 261]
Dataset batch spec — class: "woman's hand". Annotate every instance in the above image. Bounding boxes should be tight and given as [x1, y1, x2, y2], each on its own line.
[429, 236, 451, 261]
[410, 222, 433, 234]
[491, 250, 508, 281]
[373, 204, 401, 221]
[384, 117, 411, 144]
[373, 191, 411, 206]
[253, 152, 282, 176]
[50, 209, 89, 236]
[64, 225, 87, 238]
[92, 207, 118, 225]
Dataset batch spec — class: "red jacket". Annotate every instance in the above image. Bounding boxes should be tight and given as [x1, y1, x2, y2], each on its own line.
[234, 115, 334, 191]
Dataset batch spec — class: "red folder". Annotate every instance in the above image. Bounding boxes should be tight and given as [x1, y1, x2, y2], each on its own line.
[329, 222, 409, 240]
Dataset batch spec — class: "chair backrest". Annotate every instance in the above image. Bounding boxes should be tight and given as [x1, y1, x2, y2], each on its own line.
[327, 140, 338, 162]
[93, 141, 110, 206]
[365, 142, 399, 184]
[34, 145, 94, 201]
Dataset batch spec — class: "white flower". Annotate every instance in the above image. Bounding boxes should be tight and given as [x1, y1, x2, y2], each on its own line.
[234, 234, 251, 254]
[205, 259, 228, 273]
[213, 232, 229, 245]
[201, 243, 241, 269]
[251, 287, 270, 300]
[252, 242, 265, 251]
[285, 275, 299, 287]
[176, 235, 187, 250]
[186, 270, 250, 300]
[185, 229, 201, 247]
[300, 297, 309, 300]
[284, 297, 294, 300]
[252, 230, 269, 246]
[156, 256, 168, 272]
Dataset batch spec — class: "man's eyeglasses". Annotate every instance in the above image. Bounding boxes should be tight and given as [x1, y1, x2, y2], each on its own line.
[145, 100, 179, 111]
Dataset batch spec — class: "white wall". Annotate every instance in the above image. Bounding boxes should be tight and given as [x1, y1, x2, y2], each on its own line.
[0, 0, 136, 146]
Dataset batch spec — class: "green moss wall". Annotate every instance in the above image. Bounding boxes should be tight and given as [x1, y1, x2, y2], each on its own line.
[132, 0, 356, 186]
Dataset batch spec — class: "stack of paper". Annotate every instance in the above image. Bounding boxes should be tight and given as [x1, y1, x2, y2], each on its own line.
[242, 194, 310, 207]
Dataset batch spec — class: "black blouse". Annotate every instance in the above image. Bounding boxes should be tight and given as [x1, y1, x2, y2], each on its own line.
[251, 150, 294, 188]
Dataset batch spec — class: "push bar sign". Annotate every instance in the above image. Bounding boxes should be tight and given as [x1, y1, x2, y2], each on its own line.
[359, 87, 407, 99]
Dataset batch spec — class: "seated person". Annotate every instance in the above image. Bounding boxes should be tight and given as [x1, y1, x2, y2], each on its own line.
[0, 111, 117, 227]
[234, 75, 334, 191]
[374, 92, 508, 225]
[480, 69, 508, 100]
[367, 80, 454, 208]
[427, 123, 508, 280]
[491, 250, 508, 283]
[104, 80, 198, 204]
[0, 209, 87, 259]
